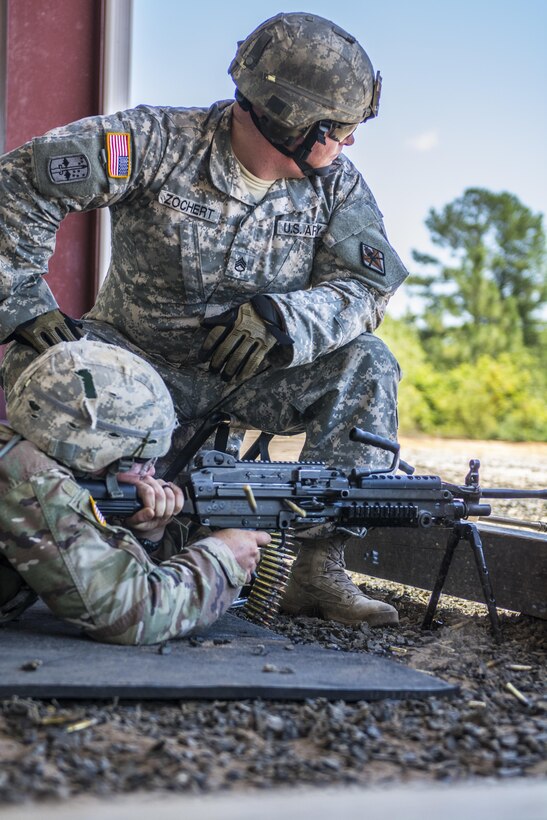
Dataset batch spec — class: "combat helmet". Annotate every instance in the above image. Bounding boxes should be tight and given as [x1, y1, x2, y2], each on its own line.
[7, 340, 177, 473]
[229, 12, 381, 174]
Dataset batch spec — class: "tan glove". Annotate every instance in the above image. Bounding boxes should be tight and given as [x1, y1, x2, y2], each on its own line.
[199, 298, 293, 382]
[13, 309, 84, 353]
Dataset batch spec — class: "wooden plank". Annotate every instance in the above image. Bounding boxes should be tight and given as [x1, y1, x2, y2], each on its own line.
[344, 524, 547, 619]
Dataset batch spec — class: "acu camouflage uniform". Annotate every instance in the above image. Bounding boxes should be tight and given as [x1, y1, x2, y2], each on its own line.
[0, 101, 408, 470]
[0, 423, 247, 645]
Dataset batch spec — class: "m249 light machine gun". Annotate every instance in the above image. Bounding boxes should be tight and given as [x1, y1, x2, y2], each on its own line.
[83, 429, 547, 640]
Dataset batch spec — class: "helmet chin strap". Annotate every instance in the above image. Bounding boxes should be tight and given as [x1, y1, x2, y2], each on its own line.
[238, 94, 334, 177]
[265, 117, 334, 178]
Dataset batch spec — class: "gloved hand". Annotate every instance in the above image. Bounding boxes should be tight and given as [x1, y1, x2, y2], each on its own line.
[12, 309, 84, 353]
[199, 295, 293, 382]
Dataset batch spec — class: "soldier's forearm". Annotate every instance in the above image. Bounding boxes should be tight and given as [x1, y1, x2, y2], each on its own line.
[0, 280, 59, 344]
[267, 279, 389, 366]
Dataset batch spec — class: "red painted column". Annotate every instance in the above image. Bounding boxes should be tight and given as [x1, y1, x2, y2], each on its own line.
[1, 0, 104, 415]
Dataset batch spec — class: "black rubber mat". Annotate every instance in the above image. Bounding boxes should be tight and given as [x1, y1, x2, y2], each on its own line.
[0, 602, 458, 701]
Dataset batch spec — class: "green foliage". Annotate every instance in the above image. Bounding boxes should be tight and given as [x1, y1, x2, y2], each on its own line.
[377, 318, 547, 441]
[408, 188, 547, 366]
[376, 316, 436, 434]
[386, 188, 547, 441]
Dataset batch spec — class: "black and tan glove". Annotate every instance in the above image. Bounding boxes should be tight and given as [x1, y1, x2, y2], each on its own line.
[12, 309, 84, 353]
[199, 295, 293, 382]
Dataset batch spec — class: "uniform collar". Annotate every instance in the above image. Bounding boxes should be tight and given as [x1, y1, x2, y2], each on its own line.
[208, 104, 320, 215]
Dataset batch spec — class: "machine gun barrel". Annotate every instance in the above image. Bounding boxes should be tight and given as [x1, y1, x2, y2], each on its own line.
[479, 488, 547, 499]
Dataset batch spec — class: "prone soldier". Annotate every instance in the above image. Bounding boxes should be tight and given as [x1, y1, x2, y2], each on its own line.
[0, 341, 269, 644]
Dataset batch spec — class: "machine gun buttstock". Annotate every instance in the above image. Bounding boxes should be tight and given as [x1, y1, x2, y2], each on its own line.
[79, 479, 142, 518]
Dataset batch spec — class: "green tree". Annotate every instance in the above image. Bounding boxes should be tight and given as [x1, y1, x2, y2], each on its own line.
[379, 317, 547, 440]
[409, 188, 547, 364]
[376, 316, 438, 434]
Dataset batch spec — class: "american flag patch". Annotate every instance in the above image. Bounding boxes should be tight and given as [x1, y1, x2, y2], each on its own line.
[89, 495, 107, 527]
[106, 132, 130, 179]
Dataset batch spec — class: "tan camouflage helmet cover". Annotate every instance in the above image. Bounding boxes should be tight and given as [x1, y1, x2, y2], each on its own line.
[228, 12, 380, 134]
[7, 341, 177, 472]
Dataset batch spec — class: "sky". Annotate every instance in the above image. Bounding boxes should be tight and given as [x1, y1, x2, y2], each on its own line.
[130, 0, 547, 315]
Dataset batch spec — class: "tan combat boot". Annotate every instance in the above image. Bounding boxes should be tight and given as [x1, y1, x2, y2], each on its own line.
[281, 538, 399, 627]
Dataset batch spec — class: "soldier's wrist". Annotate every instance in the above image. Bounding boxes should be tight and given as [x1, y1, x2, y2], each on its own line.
[138, 535, 163, 554]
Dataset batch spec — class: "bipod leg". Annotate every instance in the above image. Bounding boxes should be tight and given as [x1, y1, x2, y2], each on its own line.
[422, 526, 461, 631]
[462, 522, 502, 644]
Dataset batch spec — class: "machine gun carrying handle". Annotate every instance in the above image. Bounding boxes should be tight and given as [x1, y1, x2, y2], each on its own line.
[349, 428, 414, 475]
[350, 428, 399, 453]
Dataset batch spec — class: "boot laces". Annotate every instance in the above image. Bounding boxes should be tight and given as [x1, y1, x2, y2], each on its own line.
[324, 543, 346, 573]
[324, 544, 365, 596]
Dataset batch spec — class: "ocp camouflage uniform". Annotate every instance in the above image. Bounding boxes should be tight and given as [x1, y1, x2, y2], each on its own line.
[0, 101, 407, 471]
[0, 423, 247, 644]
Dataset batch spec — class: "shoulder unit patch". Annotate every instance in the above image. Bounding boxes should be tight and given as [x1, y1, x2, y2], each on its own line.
[106, 132, 131, 179]
[361, 243, 385, 275]
[48, 154, 90, 184]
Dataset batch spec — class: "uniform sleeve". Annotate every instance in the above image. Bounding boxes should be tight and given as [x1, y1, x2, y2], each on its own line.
[268, 175, 409, 367]
[0, 470, 247, 645]
[0, 107, 165, 341]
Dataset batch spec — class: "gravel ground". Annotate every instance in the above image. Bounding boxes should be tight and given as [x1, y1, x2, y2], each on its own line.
[0, 437, 545, 804]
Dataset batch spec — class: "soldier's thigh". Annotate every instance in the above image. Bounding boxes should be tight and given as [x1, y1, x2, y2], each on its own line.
[224, 333, 399, 433]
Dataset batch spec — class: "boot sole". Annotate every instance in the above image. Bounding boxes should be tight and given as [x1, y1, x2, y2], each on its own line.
[326, 610, 400, 628]
[281, 602, 399, 628]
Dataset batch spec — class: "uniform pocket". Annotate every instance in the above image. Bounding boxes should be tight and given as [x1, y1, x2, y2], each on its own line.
[266, 235, 315, 291]
[179, 220, 205, 303]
